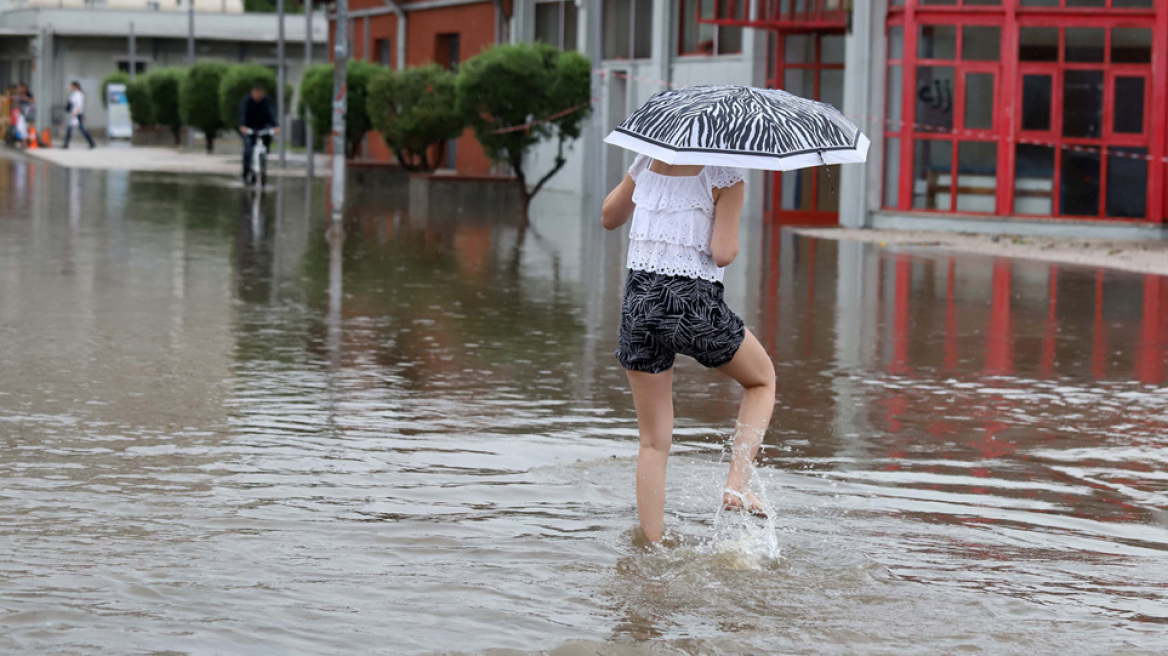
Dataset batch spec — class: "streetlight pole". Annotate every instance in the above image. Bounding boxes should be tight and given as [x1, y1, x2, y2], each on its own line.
[187, 0, 196, 151]
[187, 0, 195, 63]
[305, 0, 314, 180]
[330, 0, 348, 222]
[277, 0, 286, 167]
[129, 22, 136, 83]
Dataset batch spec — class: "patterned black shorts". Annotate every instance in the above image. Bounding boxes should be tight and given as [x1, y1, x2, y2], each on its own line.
[615, 270, 746, 374]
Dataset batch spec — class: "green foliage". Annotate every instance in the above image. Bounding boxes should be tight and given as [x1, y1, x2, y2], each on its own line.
[125, 78, 154, 126]
[101, 72, 131, 109]
[180, 61, 230, 152]
[147, 68, 186, 144]
[456, 43, 592, 210]
[243, 0, 305, 13]
[219, 64, 278, 131]
[366, 65, 465, 172]
[301, 60, 380, 158]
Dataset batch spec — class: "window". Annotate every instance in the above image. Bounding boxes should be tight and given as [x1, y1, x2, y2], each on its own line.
[679, 0, 743, 56]
[884, 3, 1157, 221]
[117, 62, 147, 75]
[602, 0, 652, 60]
[435, 34, 460, 73]
[535, 0, 579, 51]
[376, 38, 392, 67]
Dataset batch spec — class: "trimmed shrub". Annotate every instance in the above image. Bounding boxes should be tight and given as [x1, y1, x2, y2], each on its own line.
[126, 78, 154, 127]
[366, 65, 464, 172]
[180, 61, 230, 152]
[301, 60, 380, 158]
[457, 43, 592, 216]
[147, 68, 186, 145]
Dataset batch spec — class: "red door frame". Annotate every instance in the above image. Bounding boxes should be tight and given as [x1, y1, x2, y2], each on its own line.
[886, 1, 1164, 223]
[768, 29, 847, 226]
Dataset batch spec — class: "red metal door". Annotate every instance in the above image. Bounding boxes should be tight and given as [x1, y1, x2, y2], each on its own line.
[767, 30, 847, 226]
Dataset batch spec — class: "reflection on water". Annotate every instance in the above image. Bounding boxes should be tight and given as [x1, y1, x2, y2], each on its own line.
[1, 156, 1166, 654]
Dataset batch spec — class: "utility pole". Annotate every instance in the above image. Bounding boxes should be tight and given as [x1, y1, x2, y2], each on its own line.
[187, 0, 195, 63]
[128, 22, 136, 83]
[330, 0, 348, 222]
[585, 0, 604, 221]
[187, 0, 196, 151]
[277, 0, 287, 167]
[305, 0, 314, 180]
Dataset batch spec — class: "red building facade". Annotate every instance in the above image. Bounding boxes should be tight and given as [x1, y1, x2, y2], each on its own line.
[331, 0, 509, 175]
[884, 0, 1164, 224]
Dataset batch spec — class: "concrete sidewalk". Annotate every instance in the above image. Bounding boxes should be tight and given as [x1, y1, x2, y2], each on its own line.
[24, 144, 329, 178]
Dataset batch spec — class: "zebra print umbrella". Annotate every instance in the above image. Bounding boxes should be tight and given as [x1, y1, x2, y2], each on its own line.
[604, 85, 869, 171]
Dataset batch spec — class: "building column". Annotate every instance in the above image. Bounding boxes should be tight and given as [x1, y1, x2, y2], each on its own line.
[839, 0, 887, 228]
[35, 29, 53, 131]
[581, 0, 605, 221]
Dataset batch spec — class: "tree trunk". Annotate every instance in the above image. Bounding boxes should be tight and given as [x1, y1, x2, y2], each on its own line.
[205, 133, 215, 153]
[514, 171, 530, 225]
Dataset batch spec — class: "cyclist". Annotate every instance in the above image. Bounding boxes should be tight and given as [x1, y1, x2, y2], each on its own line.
[238, 84, 279, 185]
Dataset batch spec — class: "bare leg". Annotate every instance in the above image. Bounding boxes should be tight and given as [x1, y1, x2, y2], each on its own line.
[717, 329, 776, 508]
[626, 367, 674, 543]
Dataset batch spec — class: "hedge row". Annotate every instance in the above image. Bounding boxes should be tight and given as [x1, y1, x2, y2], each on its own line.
[97, 43, 590, 210]
[301, 43, 590, 211]
[101, 63, 291, 152]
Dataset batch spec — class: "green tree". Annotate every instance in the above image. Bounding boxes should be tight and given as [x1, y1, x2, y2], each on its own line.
[456, 43, 591, 217]
[100, 72, 131, 109]
[147, 68, 187, 145]
[126, 78, 154, 127]
[366, 65, 465, 172]
[180, 61, 230, 152]
[301, 60, 380, 158]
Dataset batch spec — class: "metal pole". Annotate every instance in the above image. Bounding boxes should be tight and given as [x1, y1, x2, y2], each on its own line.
[585, 0, 604, 221]
[187, 0, 195, 150]
[187, 0, 195, 63]
[330, 0, 348, 222]
[129, 22, 136, 83]
[305, 0, 314, 180]
[277, 0, 286, 167]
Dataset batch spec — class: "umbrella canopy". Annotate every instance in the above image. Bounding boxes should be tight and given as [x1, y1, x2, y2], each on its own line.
[604, 85, 870, 171]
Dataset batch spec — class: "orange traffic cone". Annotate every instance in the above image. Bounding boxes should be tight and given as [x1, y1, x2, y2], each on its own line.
[26, 126, 38, 149]
[40, 128, 52, 148]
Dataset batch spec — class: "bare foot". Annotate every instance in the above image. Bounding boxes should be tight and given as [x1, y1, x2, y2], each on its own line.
[722, 488, 768, 518]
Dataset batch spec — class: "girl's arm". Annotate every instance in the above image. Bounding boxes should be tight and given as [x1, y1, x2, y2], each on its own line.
[601, 174, 636, 231]
[710, 181, 745, 267]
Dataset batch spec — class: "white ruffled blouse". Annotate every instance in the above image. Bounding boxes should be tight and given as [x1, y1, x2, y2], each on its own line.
[625, 154, 746, 283]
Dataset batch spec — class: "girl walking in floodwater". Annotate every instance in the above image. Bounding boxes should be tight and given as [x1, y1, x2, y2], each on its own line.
[602, 155, 776, 544]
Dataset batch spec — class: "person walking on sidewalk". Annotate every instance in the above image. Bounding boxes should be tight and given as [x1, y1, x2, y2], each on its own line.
[63, 81, 95, 149]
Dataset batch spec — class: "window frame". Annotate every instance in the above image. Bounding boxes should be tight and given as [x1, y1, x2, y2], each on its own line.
[602, 0, 654, 61]
[534, 0, 579, 52]
[884, 1, 1163, 222]
[677, 0, 744, 57]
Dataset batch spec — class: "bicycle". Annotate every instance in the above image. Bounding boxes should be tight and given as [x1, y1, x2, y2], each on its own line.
[244, 126, 277, 192]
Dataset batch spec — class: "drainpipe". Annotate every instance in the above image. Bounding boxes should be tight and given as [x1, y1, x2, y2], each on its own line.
[493, 0, 510, 44]
[381, 0, 407, 70]
[839, 0, 882, 229]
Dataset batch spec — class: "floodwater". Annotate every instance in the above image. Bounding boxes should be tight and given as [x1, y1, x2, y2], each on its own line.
[1, 156, 1167, 655]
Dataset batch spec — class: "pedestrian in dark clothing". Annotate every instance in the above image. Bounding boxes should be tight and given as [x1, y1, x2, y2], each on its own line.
[239, 85, 279, 184]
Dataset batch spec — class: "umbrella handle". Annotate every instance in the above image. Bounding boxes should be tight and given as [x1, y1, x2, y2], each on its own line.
[820, 150, 836, 197]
